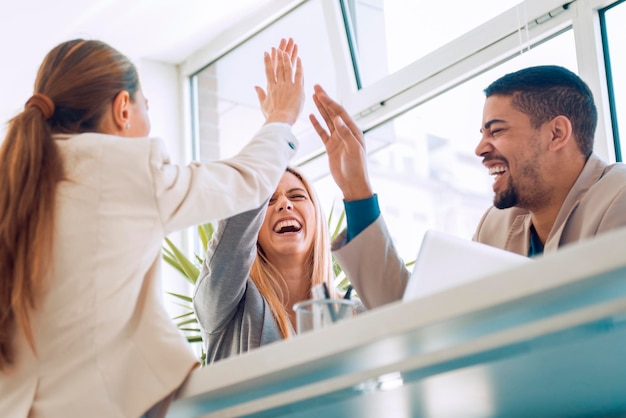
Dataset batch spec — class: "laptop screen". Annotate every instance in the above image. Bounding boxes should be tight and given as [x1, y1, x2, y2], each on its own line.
[402, 230, 531, 302]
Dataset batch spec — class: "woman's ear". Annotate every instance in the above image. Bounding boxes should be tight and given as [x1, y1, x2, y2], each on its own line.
[547, 115, 573, 152]
[112, 90, 131, 132]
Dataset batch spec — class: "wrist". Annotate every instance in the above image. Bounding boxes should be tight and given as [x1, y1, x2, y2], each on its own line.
[342, 185, 373, 201]
[265, 112, 296, 126]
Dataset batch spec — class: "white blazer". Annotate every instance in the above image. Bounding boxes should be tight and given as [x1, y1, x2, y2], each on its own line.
[0, 123, 298, 418]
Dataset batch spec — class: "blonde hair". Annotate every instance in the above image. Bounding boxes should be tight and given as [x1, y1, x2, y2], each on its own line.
[0, 39, 140, 369]
[249, 167, 335, 338]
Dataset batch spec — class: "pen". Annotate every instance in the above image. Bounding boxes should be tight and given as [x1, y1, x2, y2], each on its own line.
[322, 283, 338, 322]
[343, 285, 353, 300]
[337, 284, 353, 319]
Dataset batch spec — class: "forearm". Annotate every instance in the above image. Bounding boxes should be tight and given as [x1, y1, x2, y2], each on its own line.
[154, 124, 297, 233]
[333, 216, 409, 309]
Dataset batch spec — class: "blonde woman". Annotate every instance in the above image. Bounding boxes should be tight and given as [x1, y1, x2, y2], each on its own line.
[0, 38, 303, 418]
[194, 167, 344, 363]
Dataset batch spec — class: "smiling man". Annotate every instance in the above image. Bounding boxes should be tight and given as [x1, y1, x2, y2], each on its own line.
[310, 68, 626, 308]
[472, 66, 626, 256]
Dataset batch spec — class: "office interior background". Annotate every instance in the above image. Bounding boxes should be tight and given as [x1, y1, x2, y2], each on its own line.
[1, 0, 625, 308]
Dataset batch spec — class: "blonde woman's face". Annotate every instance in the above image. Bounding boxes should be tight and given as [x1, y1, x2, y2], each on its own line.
[258, 172, 316, 262]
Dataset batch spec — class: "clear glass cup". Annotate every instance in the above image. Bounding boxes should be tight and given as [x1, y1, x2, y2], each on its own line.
[293, 299, 358, 334]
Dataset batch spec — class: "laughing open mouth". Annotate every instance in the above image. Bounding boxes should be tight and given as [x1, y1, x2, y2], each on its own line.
[273, 219, 302, 233]
[489, 165, 507, 179]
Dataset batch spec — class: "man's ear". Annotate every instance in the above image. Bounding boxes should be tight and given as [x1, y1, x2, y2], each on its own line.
[547, 115, 573, 152]
[112, 90, 131, 132]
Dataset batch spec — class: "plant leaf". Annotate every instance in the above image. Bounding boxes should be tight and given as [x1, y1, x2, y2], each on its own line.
[327, 202, 336, 229]
[331, 209, 346, 240]
[176, 318, 198, 327]
[172, 311, 196, 320]
[198, 222, 215, 254]
[162, 252, 186, 277]
[163, 237, 200, 285]
[166, 291, 192, 303]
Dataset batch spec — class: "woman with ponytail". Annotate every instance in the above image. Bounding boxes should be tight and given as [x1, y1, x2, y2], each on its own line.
[0, 38, 304, 418]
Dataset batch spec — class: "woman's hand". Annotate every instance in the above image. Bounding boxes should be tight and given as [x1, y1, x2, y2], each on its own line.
[255, 38, 304, 126]
[310, 84, 373, 201]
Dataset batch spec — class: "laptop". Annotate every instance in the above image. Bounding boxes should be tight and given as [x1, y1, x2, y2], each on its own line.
[402, 229, 531, 302]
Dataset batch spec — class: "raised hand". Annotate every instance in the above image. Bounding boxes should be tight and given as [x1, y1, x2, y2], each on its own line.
[309, 84, 372, 201]
[255, 38, 304, 126]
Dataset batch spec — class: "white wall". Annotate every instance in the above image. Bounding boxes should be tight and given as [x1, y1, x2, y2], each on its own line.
[137, 58, 185, 163]
[136, 58, 195, 314]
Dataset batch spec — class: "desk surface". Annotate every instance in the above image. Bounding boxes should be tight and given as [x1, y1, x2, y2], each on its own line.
[168, 227, 626, 418]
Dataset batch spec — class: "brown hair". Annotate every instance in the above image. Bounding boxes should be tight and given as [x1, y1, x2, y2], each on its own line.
[0, 39, 140, 369]
[249, 167, 335, 338]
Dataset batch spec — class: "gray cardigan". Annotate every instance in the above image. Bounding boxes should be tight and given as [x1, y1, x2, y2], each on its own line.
[193, 204, 285, 363]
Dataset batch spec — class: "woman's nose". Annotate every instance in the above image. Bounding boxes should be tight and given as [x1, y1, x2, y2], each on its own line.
[276, 196, 293, 211]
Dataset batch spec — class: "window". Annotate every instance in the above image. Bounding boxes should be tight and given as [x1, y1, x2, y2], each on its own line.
[600, 0, 626, 161]
[190, 0, 343, 164]
[185, 0, 620, 262]
[343, 0, 523, 87]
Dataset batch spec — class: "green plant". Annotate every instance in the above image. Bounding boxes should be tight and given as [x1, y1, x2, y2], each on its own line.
[327, 203, 351, 291]
[162, 223, 214, 366]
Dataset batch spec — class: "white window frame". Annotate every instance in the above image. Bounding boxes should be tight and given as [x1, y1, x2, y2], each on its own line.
[179, 0, 624, 173]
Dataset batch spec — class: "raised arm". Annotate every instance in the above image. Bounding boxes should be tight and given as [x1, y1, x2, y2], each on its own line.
[309, 84, 372, 201]
[256, 38, 304, 126]
[311, 85, 409, 308]
[193, 204, 267, 335]
[154, 39, 304, 233]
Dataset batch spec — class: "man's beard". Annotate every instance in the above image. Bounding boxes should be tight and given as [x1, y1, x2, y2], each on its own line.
[494, 177, 518, 209]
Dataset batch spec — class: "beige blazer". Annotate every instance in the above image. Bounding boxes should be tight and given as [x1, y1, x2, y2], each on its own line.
[333, 154, 626, 309]
[474, 154, 626, 256]
[0, 123, 297, 418]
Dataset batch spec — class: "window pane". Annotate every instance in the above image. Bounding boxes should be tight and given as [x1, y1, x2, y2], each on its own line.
[601, 0, 626, 161]
[315, 30, 577, 262]
[192, 0, 337, 163]
[346, 0, 522, 87]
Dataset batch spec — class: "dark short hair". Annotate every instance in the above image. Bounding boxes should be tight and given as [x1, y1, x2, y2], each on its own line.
[484, 65, 597, 158]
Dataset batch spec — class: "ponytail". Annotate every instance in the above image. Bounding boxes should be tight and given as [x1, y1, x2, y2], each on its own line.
[0, 38, 140, 370]
[0, 94, 64, 369]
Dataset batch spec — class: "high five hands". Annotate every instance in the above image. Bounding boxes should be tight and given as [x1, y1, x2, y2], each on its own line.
[255, 38, 304, 126]
[255, 40, 372, 201]
[310, 85, 373, 201]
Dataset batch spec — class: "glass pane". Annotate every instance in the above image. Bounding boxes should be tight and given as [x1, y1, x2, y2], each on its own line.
[347, 0, 522, 87]
[602, 0, 626, 161]
[315, 30, 577, 262]
[192, 0, 338, 163]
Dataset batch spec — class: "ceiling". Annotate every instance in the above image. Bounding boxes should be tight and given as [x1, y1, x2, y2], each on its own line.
[0, 0, 282, 126]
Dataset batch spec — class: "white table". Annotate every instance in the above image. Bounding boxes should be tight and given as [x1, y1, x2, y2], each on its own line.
[168, 227, 626, 417]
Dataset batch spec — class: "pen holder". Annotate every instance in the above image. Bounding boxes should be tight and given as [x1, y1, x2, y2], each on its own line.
[293, 299, 357, 334]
